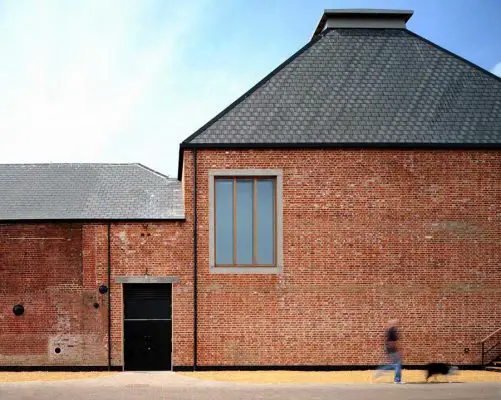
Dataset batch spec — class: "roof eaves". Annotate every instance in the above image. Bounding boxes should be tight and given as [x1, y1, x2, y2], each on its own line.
[176, 143, 501, 179]
[180, 142, 501, 149]
[0, 217, 186, 223]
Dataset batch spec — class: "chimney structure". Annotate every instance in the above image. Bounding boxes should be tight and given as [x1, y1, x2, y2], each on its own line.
[313, 9, 413, 38]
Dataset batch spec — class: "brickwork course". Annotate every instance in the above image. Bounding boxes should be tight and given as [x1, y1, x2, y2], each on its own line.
[1, 9, 500, 369]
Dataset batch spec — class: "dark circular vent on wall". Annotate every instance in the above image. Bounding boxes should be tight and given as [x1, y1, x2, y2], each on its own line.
[55, 347, 61, 354]
[99, 285, 108, 294]
[93, 302, 100, 309]
[13, 304, 24, 316]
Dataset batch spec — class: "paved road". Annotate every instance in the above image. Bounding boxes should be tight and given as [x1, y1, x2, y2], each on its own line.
[0, 372, 499, 400]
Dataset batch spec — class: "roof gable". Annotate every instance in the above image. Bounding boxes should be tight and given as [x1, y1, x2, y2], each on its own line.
[182, 28, 501, 147]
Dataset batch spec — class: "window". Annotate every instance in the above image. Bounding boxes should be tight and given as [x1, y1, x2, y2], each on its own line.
[209, 169, 283, 274]
[215, 177, 275, 266]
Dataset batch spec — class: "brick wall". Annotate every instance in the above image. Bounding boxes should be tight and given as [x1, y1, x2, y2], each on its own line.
[108, 221, 194, 367]
[0, 223, 108, 366]
[192, 148, 501, 366]
[0, 220, 195, 368]
[2, 148, 499, 368]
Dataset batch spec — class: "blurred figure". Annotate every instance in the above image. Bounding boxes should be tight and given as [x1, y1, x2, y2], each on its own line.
[373, 319, 403, 384]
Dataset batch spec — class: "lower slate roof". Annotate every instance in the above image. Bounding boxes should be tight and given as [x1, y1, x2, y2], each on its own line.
[183, 29, 501, 147]
[0, 164, 184, 220]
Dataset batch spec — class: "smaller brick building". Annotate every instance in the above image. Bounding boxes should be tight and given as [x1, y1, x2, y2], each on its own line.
[0, 164, 190, 369]
[1, 9, 500, 371]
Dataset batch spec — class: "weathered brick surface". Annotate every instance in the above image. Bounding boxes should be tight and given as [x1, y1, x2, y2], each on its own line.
[108, 220, 194, 367]
[0, 224, 108, 366]
[192, 149, 501, 366]
[0, 220, 195, 368]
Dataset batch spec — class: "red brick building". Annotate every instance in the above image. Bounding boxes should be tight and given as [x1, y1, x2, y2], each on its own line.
[1, 10, 500, 370]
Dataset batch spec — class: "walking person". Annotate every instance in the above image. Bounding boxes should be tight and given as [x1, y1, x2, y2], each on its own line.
[373, 319, 404, 384]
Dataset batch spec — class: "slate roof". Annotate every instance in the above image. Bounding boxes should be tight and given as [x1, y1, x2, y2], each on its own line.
[0, 164, 184, 220]
[182, 28, 501, 147]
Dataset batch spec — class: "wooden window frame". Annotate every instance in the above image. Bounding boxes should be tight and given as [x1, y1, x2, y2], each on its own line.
[214, 176, 277, 267]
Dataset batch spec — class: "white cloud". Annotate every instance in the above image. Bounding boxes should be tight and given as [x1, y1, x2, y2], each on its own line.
[0, 0, 260, 177]
[491, 62, 501, 77]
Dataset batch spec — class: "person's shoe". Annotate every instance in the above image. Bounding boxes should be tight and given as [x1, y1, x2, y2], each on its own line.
[394, 381, 406, 384]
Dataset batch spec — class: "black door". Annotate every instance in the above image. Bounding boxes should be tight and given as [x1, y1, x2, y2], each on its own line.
[123, 284, 172, 371]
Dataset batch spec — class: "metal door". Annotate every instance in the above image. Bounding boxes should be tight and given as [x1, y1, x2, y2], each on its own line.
[123, 284, 172, 371]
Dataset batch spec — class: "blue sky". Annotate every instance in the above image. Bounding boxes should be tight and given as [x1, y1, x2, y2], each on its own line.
[0, 0, 500, 177]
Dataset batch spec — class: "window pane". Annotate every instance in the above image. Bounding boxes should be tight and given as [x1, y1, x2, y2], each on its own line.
[236, 179, 253, 264]
[256, 179, 275, 265]
[215, 179, 234, 265]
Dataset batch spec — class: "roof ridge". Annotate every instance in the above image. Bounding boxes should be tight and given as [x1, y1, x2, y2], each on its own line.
[135, 163, 174, 181]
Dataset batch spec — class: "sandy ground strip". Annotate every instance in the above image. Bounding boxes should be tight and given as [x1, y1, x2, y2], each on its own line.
[0, 371, 116, 383]
[0, 369, 499, 384]
[178, 369, 501, 384]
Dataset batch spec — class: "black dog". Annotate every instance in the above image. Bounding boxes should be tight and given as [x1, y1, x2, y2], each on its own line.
[424, 363, 459, 382]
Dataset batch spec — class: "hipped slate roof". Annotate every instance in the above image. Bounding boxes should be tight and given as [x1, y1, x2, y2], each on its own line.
[0, 164, 184, 220]
[182, 28, 501, 148]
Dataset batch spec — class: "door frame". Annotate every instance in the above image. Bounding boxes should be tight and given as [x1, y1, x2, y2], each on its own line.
[116, 276, 179, 371]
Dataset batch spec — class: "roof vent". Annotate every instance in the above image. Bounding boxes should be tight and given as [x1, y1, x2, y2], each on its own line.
[313, 9, 413, 37]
